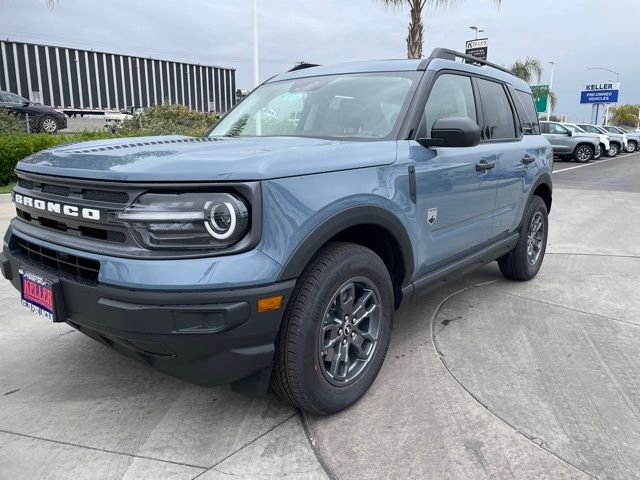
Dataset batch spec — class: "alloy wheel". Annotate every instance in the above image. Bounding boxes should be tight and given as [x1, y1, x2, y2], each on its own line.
[318, 277, 381, 386]
[42, 118, 57, 133]
[527, 212, 545, 266]
[576, 146, 592, 162]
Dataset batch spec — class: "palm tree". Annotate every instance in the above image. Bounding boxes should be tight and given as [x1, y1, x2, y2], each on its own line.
[378, 0, 501, 59]
[509, 57, 543, 84]
[609, 105, 639, 127]
[509, 57, 556, 112]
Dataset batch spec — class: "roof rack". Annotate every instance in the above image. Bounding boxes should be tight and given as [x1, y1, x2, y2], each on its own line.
[427, 48, 514, 76]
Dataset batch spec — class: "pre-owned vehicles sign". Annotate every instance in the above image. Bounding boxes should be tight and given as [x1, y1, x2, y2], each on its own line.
[580, 82, 620, 104]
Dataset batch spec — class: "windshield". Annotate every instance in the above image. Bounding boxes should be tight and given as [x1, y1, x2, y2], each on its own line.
[578, 125, 605, 134]
[209, 72, 419, 141]
[564, 124, 586, 134]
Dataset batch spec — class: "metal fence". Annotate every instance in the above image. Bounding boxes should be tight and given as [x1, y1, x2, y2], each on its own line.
[0, 39, 236, 114]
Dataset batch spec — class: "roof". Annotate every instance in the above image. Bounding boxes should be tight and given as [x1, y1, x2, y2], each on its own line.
[267, 54, 530, 93]
[269, 59, 423, 82]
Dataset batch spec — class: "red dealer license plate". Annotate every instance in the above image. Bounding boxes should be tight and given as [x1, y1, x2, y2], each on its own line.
[20, 269, 58, 322]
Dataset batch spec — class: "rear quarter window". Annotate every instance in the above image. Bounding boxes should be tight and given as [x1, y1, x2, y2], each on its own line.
[513, 90, 540, 135]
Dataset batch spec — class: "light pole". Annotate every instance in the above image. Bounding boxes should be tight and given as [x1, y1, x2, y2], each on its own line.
[252, 0, 261, 135]
[469, 26, 484, 39]
[587, 67, 620, 125]
[252, 0, 259, 88]
[546, 61, 556, 122]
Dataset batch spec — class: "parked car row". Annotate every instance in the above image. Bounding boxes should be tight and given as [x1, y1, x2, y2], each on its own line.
[0, 90, 68, 133]
[540, 121, 636, 162]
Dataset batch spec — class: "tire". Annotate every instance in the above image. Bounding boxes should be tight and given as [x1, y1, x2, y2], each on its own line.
[573, 145, 594, 163]
[607, 143, 619, 157]
[627, 141, 637, 153]
[272, 241, 393, 415]
[39, 115, 58, 133]
[498, 195, 548, 281]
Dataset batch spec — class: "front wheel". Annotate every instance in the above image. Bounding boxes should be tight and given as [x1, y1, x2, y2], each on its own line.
[498, 195, 548, 281]
[272, 242, 393, 415]
[573, 145, 593, 163]
[607, 143, 619, 157]
[627, 141, 637, 153]
[39, 115, 59, 133]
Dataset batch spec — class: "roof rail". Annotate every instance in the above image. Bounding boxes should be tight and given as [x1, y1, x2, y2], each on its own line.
[427, 48, 514, 76]
[288, 62, 321, 72]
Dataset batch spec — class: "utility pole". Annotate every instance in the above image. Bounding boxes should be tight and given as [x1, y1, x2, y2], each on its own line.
[546, 61, 555, 122]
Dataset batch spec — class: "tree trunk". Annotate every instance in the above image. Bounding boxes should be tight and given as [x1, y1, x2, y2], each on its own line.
[407, 3, 424, 59]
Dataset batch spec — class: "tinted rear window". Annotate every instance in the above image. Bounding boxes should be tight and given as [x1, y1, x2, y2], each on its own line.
[477, 78, 517, 140]
[514, 90, 540, 135]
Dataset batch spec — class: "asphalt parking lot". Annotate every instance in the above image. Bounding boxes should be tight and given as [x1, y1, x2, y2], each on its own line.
[0, 151, 638, 479]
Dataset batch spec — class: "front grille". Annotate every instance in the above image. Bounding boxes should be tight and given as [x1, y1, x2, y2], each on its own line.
[14, 238, 100, 283]
[17, 178, 129, 204]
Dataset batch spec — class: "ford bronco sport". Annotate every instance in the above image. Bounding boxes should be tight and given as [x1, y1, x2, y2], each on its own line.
[1, 49, 552, 415]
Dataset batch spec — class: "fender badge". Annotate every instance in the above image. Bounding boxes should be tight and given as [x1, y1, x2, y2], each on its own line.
[428, 208, 437, 225]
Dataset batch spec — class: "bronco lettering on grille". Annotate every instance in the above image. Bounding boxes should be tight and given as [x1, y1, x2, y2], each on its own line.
[13, 194, 101, 221]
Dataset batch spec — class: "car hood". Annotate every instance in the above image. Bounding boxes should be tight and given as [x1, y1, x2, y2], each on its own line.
[16, 135, 398, 182]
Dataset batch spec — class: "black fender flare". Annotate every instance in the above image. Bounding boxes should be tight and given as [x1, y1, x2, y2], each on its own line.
[276, 205, 415, 285]
[526, 172, 553, 217]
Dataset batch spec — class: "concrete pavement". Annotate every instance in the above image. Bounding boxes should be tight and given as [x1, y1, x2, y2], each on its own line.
[0, 152, 638, 479]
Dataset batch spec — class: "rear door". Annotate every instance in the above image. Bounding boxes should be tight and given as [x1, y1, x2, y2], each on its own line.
[410, 72, 498, 277]
[474, 79, 533, 236]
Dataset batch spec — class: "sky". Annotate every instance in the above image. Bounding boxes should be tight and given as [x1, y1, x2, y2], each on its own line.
[0, 0, 637, 122]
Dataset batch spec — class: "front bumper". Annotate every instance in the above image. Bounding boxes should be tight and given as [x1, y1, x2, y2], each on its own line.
[0, 239, 296, 387]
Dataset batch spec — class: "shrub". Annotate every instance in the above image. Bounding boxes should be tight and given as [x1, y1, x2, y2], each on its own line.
[0, 131, 121, 185]
[119, 103, 218, 137]
[0, 109, 27, 134]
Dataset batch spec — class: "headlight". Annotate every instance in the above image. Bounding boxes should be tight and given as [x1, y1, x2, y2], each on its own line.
[113, 192, 249, 250]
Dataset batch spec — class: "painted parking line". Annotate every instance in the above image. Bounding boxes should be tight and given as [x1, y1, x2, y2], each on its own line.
[552, 151, 639, 174]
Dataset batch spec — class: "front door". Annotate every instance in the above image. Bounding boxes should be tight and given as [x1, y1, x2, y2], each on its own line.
[541, 122, 572, 154]
[410, 73, 498, 277]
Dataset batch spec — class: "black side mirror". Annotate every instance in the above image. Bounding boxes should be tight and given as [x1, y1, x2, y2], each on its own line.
[22, 100, 30, 106]
[418, 117, 481, 148]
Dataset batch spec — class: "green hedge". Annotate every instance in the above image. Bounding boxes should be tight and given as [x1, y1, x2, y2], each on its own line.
[0, 131, 121, 185]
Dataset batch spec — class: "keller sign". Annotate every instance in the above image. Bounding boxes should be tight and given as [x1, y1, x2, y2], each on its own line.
[465, 38, 488, 61]
[580, 82, 620, 104]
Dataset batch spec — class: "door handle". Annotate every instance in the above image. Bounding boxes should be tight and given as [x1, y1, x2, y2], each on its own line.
[476, 160, 496, 171]
[522, 155, 536, 165]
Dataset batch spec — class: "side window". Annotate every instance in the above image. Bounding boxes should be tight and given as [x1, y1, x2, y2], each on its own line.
[422, 74, 477, 137]
[513, 90, 540, 135]
[549, 123, 568, 135]
[539, 122, 549, 134]
[477, 78, 516, 140]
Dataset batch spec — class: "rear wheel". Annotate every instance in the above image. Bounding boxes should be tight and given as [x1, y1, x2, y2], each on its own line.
[627, 141, 637, 153]
[272, 242, 393, 415]
[607, 143, 619, 157]
[498, 195, 548, 281]
[573, 145, 593, 163]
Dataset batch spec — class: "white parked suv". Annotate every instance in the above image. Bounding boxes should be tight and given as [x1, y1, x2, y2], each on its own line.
[602, 126, 638, 152]
[562, 123, 609, 159]
[576, 124, 627, 157]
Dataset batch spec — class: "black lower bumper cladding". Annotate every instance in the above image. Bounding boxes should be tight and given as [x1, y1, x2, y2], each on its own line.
[0, 246, 295, 388]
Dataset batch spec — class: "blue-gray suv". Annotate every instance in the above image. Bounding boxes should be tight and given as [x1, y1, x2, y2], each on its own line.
[1, 49, 552, 415]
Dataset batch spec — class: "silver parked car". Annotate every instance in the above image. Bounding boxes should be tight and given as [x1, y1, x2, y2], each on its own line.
[576, 124, 627, 157]
[540, 121, 600, 162]
[562, 122, 609, 159]
[602, 126, 638, 152]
